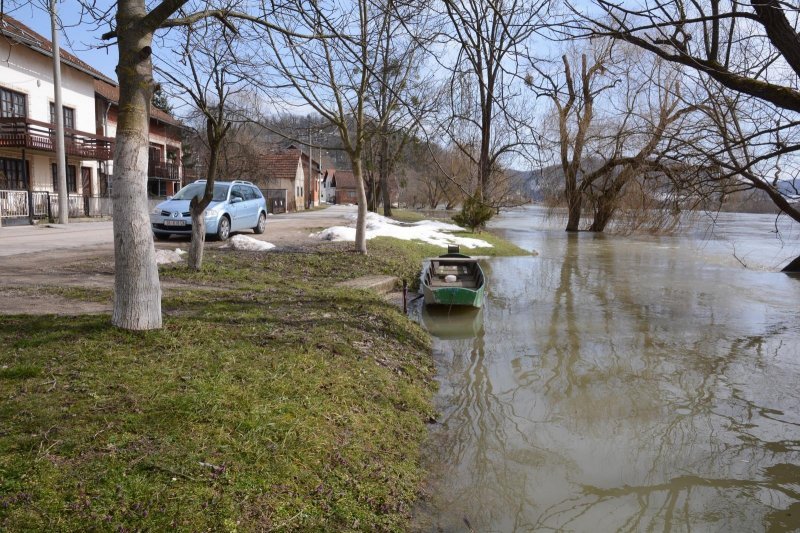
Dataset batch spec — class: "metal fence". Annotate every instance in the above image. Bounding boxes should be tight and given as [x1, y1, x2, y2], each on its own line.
[1, 190, 114, 222]
[0, 190, 28, 218]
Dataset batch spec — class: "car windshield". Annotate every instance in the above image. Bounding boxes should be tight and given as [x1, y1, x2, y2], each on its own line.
[172, 183, 229, 202]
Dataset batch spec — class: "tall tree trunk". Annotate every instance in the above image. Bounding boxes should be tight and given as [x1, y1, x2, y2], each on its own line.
[352, 157, 368, 254]
[188, 215, 206, 270]
[380, 135, 392, 217]
[589, 168, 632, 232]
[565, 170, 581, 232]
[366, 176, 376, 212]
[111, 4, 162, 330]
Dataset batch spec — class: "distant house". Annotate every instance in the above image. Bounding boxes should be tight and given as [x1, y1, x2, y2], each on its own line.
[333, 170, 358, 204]
[0, 15, 114, 223]
[252, 149, 306, 212]
[292, 147, 321, 208]
[321, 168, 335, 203]
[321, 169, 359, 204]
[94, 80, 187, 199]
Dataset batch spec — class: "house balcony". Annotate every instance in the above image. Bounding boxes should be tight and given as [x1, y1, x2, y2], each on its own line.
[0, 117, 114, 160]
[148, 160, 182, 181]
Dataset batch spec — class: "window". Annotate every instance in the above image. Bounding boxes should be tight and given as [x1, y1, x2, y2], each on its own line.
[149, 144, 163, 163]
[148, 179, 168, 197]
[0, 158, 28, 190]
[51, 163, 77, 193]
[244, 187, 259, 200]
[0, 88, 26, 118]
[49, 103, 75, 129]
[231, 185, 245, 201]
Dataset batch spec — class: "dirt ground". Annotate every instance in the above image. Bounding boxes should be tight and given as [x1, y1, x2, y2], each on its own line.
[0, 206, 356, 315]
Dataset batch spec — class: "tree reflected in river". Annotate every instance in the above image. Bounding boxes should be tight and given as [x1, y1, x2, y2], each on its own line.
[415, 209, 800, 531]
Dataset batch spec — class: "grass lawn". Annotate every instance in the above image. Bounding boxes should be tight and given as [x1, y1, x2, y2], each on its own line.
[0, 236, 526, 531]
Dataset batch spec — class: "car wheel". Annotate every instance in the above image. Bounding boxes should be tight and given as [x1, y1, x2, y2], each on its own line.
[253, 212, 267, 234]
[216, 216, 231, 241]
[154, 232, 170, 241]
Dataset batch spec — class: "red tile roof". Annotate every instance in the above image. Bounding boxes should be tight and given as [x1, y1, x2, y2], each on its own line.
[256, 150, 302, 182]
[333, 170, 357, 189]
[94, 80, 182, 127]
[0, 14, 114, 84]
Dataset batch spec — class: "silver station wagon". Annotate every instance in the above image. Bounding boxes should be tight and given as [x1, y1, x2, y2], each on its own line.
[150, 180, 268, 241]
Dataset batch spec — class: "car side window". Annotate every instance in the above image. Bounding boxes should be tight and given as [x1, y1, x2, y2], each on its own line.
[251, 187, 263, 200]
[244, 187, 258, 201]
[231, 185, 245, 201]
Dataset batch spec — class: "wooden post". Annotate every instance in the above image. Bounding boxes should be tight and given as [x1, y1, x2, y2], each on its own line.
[402, 279, 407, 314]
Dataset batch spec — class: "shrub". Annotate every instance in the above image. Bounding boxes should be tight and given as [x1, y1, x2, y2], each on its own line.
[452, 196, 494, 232]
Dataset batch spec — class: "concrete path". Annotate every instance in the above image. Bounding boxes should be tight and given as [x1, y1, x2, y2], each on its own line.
[0, 205, 356, 258]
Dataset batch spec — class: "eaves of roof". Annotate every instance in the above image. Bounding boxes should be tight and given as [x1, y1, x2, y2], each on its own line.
[0, 14, 116, 85]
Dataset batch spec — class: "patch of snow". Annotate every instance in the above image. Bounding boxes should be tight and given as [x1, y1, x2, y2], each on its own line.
[311, 212, 492, 249]
[229, 235, 276, 251]
[155, 248, 186, 265]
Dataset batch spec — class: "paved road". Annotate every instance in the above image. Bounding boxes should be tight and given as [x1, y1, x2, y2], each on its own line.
[0, 205, 355, 257]
[0, 221, 116, 257]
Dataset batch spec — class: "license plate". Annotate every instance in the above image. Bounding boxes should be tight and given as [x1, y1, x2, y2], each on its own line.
[164, 220, 186, 227]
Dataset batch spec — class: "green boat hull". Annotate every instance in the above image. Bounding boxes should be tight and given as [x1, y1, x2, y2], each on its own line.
[422, 251, 486, 308]
[423, 284, 485, 308]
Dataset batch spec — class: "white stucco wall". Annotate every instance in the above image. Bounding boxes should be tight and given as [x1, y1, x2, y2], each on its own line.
[294, 159, 305, 210]
[0, 39, 99, 194]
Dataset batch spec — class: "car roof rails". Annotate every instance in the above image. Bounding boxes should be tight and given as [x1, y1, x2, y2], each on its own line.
[193, 179, 254, 185]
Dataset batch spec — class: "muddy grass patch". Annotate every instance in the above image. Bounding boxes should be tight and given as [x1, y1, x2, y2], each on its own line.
[0, 235, 525, 530]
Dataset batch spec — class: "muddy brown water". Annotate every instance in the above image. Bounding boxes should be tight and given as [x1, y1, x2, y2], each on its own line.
[413, 207, 800, 532]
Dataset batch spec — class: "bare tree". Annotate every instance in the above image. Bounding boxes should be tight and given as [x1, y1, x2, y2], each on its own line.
[157, 19, 256, 270]
[533, 41, 695, 233]
[262, 1, 371, 253]
[574, 0, 800, 226]
[79, 0, 305, 329]
[437, 0, 547, 207]
[261, 0, 426, 252]
[362, 0, 431, 216]
[532, 43, 614, 231]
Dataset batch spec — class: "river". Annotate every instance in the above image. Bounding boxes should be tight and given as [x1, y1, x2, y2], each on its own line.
[413, 206, 800, 532]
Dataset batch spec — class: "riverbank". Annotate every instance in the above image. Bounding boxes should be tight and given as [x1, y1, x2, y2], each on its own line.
[0, 232, 527, 530]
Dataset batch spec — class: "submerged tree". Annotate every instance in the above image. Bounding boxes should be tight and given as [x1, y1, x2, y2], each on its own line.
[532, 43, 614, 231]
[532, 40, 693, 233]
[577, 0, 800, 226]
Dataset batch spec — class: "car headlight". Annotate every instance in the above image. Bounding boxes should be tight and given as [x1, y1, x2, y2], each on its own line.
[151, 206, 162, 215]
[205, 207, 220, 217]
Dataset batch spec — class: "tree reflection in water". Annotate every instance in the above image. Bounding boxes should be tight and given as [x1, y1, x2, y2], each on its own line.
[415, 220, 800, 531]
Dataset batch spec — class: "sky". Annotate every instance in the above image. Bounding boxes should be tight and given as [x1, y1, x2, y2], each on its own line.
[9, 1, 120, 81]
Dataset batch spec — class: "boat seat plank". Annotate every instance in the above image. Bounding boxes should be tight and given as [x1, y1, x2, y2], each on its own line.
[430, 280, 479, 288]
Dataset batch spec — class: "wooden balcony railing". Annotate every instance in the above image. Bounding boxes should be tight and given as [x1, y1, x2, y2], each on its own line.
[0, 117, 114, 160]
[147, 160, 182, 181]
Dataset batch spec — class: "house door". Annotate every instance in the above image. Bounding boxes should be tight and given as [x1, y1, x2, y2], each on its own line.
[81, 167, 92, 196]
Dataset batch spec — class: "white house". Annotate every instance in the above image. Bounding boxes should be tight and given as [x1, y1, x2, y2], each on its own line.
[253, 149, 307, 212]
[0, 15, 116, 223]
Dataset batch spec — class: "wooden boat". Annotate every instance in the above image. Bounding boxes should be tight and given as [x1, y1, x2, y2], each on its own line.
[422, 246, 486, 308]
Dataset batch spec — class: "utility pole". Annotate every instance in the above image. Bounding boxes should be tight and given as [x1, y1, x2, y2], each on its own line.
[51, 0, 68, 224]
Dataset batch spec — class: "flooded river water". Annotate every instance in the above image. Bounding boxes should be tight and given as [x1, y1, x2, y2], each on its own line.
[414, 207, 800, 532]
